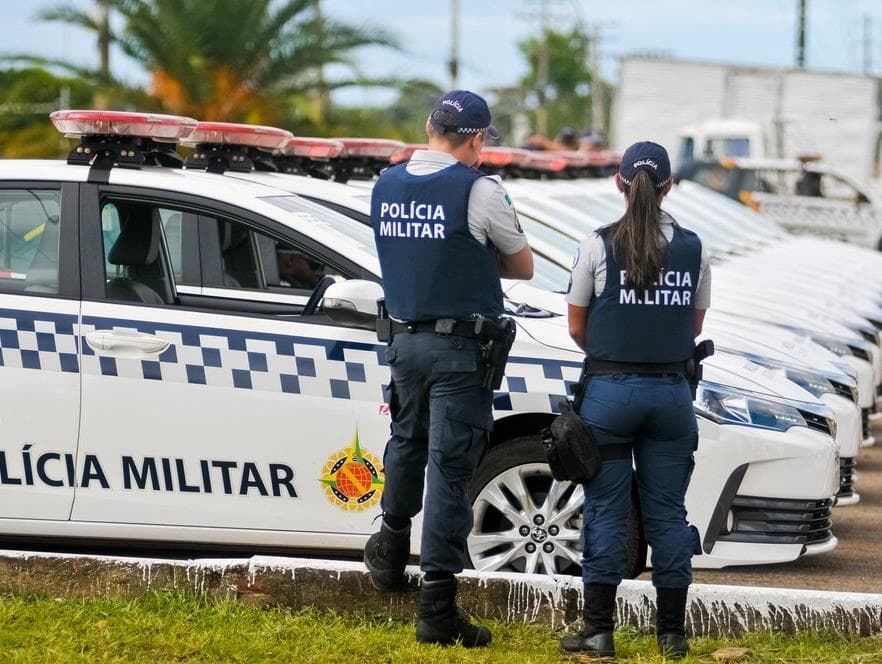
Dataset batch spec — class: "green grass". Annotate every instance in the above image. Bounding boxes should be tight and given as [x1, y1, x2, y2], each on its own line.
[0, 592, 879, 663]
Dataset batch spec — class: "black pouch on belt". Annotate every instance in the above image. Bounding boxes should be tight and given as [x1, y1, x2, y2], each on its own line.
[539, 398, 601, 484]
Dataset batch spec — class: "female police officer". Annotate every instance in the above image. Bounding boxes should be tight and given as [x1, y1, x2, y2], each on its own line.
[562, 141, 711, 659]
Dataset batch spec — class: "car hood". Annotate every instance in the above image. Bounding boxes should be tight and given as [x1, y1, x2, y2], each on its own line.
[512, 311, 823, 404]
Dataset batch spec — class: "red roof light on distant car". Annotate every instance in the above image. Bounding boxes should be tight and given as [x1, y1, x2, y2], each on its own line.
[50, 110, 198, 141]
[283, 137, 345, 160]
[523, 151, 567, 172]
[183, 122, 292, 150]
[479, 147, 531, 167]
[390, 144, 427, 164]
[338, 138, 406, 159]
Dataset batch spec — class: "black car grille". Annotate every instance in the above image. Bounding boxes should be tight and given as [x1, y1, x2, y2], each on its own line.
[831, 381, 856, 403]
[837, 457, 856, 499]
[797, 409, 834, 437]
[862, 407, 871, 439]
[849, 346, 872, 362]
[716, 496, 834, 546]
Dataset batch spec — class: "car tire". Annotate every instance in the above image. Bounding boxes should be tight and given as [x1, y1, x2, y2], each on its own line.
[467, 435, 646, 579]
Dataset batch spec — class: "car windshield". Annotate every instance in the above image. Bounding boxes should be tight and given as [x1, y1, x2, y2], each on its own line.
[260, 194, 569, 294]
[259, 194, 377, 256]
[517, 213, 580, 255]
[530, 251, 570, 293]
[516, 196, 600, 235]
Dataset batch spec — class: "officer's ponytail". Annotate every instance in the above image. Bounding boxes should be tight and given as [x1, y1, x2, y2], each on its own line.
[609, 170, 667, 292]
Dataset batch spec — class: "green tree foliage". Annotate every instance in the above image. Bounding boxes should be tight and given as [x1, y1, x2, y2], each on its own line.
[25, 0, 399, 129]
[516, 27, 605, 140]
[111, 0, 397, 125]
[0, 68, 94, 157]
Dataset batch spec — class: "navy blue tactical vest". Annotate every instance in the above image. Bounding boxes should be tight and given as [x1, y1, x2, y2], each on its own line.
[372, 161, 504, 321]
[587, 223, 702, 363]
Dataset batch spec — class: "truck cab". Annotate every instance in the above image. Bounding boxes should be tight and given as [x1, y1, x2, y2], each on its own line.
[676, 119, 765, 170]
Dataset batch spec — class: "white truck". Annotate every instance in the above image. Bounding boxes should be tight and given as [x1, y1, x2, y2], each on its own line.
[612, 56, 882, 189]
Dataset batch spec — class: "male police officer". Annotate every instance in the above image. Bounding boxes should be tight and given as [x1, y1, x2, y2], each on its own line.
[365, 90, 533, 648]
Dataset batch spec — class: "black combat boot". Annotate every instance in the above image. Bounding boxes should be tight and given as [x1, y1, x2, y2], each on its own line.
[560, 582, 617, 658]
[656, 586, 690, 660]
[363, 518, 411, 592]
[415, 576, 492, 647]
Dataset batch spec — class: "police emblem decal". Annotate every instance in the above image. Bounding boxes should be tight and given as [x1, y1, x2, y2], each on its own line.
[320, 430, 384, 511]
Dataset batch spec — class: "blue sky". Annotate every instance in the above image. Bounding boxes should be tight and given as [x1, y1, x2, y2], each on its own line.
[3, 0, 881, 105]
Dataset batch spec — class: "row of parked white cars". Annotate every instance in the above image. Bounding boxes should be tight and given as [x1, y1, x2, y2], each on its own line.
[0, 110, 877, 581]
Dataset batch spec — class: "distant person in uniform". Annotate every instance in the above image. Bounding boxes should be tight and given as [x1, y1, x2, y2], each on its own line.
[581, 129, 607, 152]
[365, 89, 533, 648]
[275, 245, 325, 289]
[555, 126, 580, 150]
[561, 141, 711, 660]
[795, 169, 823, 197]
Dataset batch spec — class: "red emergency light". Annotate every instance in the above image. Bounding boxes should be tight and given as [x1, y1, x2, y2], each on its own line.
[282, 137, 345, 160]
[183, 122, 292, 150]
[338, 138, 406, 159]
[522, 151, 568, 172]
[480, 147, 532, 168]
[50, 110, 198, 141]
[390, 144, 428, 164]
[585, 150, 621, 168]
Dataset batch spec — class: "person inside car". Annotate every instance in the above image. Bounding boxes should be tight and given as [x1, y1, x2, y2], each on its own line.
[276, 245, 325, 289]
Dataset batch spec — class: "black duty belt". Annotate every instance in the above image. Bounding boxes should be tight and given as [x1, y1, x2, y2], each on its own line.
[586, 359, 688, 376]
[389, 318, 503, 340]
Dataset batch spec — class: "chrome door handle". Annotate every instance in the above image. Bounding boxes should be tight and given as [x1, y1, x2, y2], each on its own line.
[85, 330, 171, 358]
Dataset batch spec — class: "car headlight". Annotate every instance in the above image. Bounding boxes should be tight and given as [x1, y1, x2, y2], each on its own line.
[696, 382, 806, 432]
[728, 351, 840, 398]
[783, 368, 836, 398]
[811, 335, 853, 357]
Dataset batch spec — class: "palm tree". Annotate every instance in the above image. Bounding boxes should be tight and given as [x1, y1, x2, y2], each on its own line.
[114, 0, 396, 123]
[18, 0, 397, 125]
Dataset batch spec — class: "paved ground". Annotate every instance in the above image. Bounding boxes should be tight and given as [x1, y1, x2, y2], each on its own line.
[689, 422, 882, 594]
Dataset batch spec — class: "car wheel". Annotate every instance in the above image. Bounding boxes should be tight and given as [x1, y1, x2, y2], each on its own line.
[468, 435, 646, 578]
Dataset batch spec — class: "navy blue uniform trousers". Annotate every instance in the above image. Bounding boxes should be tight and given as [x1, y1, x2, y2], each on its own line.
[380, 331, 493, 573]
[578, 373, 700, 588]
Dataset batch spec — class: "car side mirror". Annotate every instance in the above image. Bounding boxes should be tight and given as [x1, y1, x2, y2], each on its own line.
[321, 279, 384, 330]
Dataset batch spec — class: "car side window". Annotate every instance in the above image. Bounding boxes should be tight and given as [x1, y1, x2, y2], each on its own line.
[0, 189, 62, 295]
[201, 216, 334, 293]
[100, 200, 177, 305]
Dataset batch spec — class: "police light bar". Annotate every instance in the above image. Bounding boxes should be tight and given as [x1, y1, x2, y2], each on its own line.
[50, 110, 197, 141]
[338, 138, 406, 159]
[551, 150, 592, 168]
[522, 151, 568, 172]
[390, 144, 427, 164]
[585, 150, 621, 168]
[480, 147, 532, 168]
[183, 122, 292, 150]
[282, 137, 345, 160]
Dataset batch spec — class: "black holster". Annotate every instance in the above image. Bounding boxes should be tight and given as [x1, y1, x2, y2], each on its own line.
[375, 298, 391, 343]
[480, 317, 517, 390]
[686, 339, 715, 399]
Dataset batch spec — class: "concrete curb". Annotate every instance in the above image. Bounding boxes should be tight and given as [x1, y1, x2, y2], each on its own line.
[0, 550, 879, 636]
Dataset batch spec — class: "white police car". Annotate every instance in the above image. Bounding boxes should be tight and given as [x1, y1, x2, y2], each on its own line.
[0, 111, 838, 579]
[223, 143, 864, 508]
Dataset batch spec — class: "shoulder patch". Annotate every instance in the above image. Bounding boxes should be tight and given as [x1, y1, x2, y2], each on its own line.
[513, 209, 523, 233]
[503, 192, 513, 207]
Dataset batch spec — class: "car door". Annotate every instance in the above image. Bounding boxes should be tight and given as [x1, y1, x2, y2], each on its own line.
[0, 182, 81, 520]
[73, 185, 391, 540]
